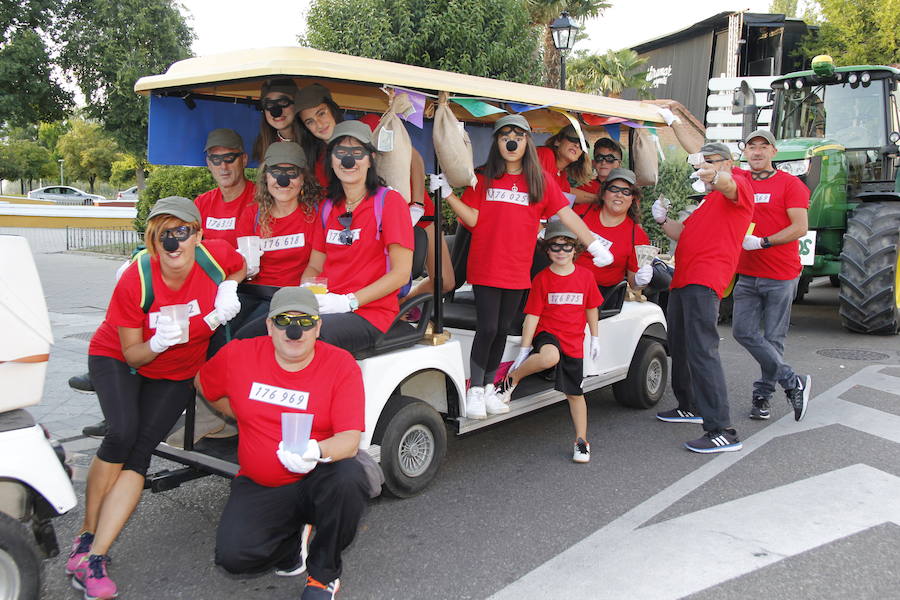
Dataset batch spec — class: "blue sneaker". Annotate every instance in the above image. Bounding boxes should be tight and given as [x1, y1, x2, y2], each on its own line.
[684, 429, 742, 453]
[656, 408, 702, 424]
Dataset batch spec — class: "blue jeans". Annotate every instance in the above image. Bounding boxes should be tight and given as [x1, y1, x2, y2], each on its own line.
[732, 275, 799, 399]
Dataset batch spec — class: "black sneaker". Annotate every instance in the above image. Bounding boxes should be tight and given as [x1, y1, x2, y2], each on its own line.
[785, 374, 811, 421]
[68, 372, 95, 394]
[749, 396, 770, 420]
[301, 576, 340, 599]
[274, 524, 312, 577]
[684, 429, 742, 453]
[82, 420, 108, 439]
[656, 408, 702, 424]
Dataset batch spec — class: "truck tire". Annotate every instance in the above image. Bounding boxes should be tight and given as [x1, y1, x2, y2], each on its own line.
[838, 202, 900, 334]
[0, 512, 41, 600]
[613, 338, 668, 409]
[373, 396, 447, 498]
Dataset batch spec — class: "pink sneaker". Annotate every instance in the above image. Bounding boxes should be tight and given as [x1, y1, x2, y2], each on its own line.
[71, 554, 118, 599]
[65, 532, 94, 575]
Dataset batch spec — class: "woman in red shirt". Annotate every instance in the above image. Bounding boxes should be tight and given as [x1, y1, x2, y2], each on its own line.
[434, 114, 613, 420]
[575, 168, 653, 295]
[252, 78, 307, 163]
[302, 120, 414, 354]
[536, 124, 593, 195]
[67, 197, 245, 598]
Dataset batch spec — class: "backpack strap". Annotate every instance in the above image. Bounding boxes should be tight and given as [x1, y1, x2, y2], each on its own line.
[135, 249, 154, 313]
[372, 186, 390, 241]
[320, 198, 334, 230]
[194, 243, 226, 285]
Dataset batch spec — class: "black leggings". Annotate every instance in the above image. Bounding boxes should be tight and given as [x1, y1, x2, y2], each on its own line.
[89, 355, 193, 475]
[470, 285, 525, 387]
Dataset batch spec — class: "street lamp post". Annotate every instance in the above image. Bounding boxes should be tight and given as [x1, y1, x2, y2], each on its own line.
[550, 11, 580, 90]
[58, 159, 64, 185]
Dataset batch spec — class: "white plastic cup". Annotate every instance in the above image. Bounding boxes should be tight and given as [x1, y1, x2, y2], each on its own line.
[282, 412, 314, 455]
[237, 236, 261, 271]
[160, 304, 190, 343]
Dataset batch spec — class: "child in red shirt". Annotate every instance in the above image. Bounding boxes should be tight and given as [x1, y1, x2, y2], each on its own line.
[500, 221, 602, 463]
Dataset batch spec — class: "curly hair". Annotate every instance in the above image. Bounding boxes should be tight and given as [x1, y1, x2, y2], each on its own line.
[253, 167, 323, 238]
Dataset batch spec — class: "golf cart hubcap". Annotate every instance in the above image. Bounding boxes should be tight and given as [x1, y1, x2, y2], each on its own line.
[0, 548, 21, 600]
[646, 357, 663, 396]
[398, 424, 434, 477]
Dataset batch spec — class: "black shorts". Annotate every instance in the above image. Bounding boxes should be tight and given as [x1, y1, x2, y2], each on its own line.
[532, 331, 584, 396]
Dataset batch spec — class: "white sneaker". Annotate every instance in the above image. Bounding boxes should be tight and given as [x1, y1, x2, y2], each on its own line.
[484, 384, 510, 415]
[496, 377, 517, 404]
[573, 438, 591, 463]
[466, 386, 486, 419]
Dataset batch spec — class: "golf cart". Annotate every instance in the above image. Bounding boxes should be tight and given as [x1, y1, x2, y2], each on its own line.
[134, 46, 670, 498]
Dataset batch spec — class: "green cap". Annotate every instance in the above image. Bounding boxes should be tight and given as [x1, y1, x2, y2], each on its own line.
[700, 142, 733, 161]
[605, 168, 636, 186]
[296, 83, 333, 111]
[264, 141, 307, 168]
[147, 196, 201, 224]
[204, 128, 244, 152]
[493, 114, 531, 133]
[543, 220, 577, 241]
[268, 286, 319, 318]
[328, 120, 373, 145]
[260, 78, 299, 100]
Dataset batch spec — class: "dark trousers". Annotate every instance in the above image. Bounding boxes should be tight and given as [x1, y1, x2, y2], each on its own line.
[667, 285, 731, 432]
[471, 285, 525, 387]
[215, 459, 370, 584]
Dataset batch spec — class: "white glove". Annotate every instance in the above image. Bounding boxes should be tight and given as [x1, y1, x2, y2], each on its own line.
[656, 107, 679, 126]
[115, 259, 132, 282]
[510, 347, 531, 373]
[428, 173, 453, 199]
[651, 197, 669, 224]
[409, 202, 425, 225]
[634, 264, 653, 287]
[590, 336, 601, 362]
[236, 248, 259, 278]
[276, 440, 321, 474]
[316, 292, 352, 314]
[587, 239, 613, 268]
[149, 315, 184, 353]
[742, 234, 764, 251]
[214, 280, 241, 322]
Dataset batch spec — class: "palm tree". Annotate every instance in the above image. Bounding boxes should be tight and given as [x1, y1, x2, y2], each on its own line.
[525, 0, 611, 88]
[566, 48, 653, 98]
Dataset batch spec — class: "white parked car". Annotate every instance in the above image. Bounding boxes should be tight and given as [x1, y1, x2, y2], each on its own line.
[27, 186, 104, 206]
[115, 186, 138, 202]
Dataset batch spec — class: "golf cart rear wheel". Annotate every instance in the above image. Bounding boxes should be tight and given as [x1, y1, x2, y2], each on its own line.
[613, 338, 668, 409]
[374, 396, 447, 498]
[0, 512, 40, 600]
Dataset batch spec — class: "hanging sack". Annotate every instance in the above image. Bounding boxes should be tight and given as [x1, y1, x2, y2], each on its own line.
[433, 91, 477, 188]
[632, 127, 659, 186]
[372, 92, 413, 203]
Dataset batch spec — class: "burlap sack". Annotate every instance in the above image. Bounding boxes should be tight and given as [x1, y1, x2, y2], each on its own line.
[433, 91, 477, 188]
[372, 93, 413, 203]
[632, 127, 659, 186]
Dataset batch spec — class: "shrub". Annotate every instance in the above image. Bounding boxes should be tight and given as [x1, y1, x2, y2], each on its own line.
[639, 152, 698, 248]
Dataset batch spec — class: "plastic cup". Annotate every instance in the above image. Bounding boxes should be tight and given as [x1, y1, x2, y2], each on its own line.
[160, 304, 190, 343]
[237, 236, 261, 271]
[301, 276, 328, 295]
[281, 412, 314, 455]
[634, 245, 660, 269]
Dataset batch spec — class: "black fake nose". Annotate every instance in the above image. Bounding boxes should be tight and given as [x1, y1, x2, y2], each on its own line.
[269, 106, 283, 118]
[340, 155, 356, 169]
[506, 140, 518, 152]
[162, 236, 179, 252]
[275, 174, 290, 187]
[286, 324, 303, 340]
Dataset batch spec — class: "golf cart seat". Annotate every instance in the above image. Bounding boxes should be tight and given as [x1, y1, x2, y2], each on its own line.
[352, 226, 432, 360]
[599, 281, 627, 319]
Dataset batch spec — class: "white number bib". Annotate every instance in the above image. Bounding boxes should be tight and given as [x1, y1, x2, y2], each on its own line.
[548, 293, 584, 305]
[148, 299, 201, 328]
[753, 193, 771, 204]
[248, 382, 310, 410]
[261, 233, 305, 252]
[487, 187, 529, 206]
[326, 228, 361, 245]
[205, 216, 236, 231]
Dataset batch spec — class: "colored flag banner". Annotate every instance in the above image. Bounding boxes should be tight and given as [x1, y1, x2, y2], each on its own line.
[549, 108, 588, 153]
[451, 98, 508, 117]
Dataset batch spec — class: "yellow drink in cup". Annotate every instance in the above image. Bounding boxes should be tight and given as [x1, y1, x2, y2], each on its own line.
[301, 276, 328, 294]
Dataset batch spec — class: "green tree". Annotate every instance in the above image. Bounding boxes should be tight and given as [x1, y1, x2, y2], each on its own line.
[0, 29, 71, 126]
[567, 48, 652, 98]
[38, 120, 71, 160]
[134, 166, 216, 232]
[302, 0, 543, 84]
[0, 139, 54, 194]
[639, 154, 696, 245]
[110, 154, 141, 189]
[56, 120, 120, 193]
[798, 0, 899, 65]
[769, 0, 800, 16]
[54, 0, 194, 188]
[524, 0, 610, 88]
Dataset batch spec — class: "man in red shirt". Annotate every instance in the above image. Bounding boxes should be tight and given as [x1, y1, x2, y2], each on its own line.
[197, 287, 368, 600]
[652, 142, 755, 453]
[194, 128, 256, 248]
[733, 130, 811, 422]
[573, 137, 623, 207]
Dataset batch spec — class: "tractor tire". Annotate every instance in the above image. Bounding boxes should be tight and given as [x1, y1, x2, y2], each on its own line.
[793, 276, 812, 303]
[838, 202, 900, 335]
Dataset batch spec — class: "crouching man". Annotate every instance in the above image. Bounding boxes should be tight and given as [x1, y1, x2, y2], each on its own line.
[196, 286, 369, 599]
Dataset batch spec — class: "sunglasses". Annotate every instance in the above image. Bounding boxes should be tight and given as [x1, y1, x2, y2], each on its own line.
[261, 97, 294, 113]
[564, 135, 581, 144]
[337, 211, 355, 245]
[206, 152, 242, 166]
[703, 157, 729, 164]
[593, 153, 620, 164]
[271, 313, 320, 330]
[606, 184, 633, 197]
[159, 225, 196, 242]
[548, 242, 576, 253]
[333, 145, 370, 161]
[497, 127, 527, 140]
[267, 166, 301, 179]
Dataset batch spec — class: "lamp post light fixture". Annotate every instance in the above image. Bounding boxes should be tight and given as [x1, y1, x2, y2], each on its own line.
[58, 159, 64, 185]
[550, 11, 580, 90]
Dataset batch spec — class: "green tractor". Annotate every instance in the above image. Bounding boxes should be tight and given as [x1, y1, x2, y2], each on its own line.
[761, 56, 900, 334]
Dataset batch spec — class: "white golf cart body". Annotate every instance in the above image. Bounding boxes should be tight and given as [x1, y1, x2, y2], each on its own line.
[135, 46, 669, 497]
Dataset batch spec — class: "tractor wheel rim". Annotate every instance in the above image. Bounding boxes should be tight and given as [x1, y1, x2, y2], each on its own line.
[647, 357, 663, 396]
[0, 548, 21, 600]
[398, 424, 434, 478]
[895, 251, 900, 309]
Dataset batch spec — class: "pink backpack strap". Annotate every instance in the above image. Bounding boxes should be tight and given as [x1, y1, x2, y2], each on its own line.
[320, 197, 335, 229]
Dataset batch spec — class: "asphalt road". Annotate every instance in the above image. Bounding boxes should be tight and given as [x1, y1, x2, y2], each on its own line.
[26, 250, 900, 600]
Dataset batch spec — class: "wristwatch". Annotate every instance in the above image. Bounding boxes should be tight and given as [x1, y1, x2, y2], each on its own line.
[347, 292, 359, 312]
[761, 236, 772, 249]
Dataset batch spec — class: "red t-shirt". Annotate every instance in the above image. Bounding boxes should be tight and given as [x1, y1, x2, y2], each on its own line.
[575, 178, 601, 199]
[312, 188, 414, 332]
[524, 265, 602, 358]
[462, 172, 569, 289]
[88, 240, 244, 380]
[235, 203, 318, 287]
[671, 168, 755, 297]
[193, 181, 256, 248]
[736, 170, 810, 280]
[575, 206, 650, 286]
[537, 146, 570, 193]
[314, 154, 329, 189]
[198, 337, 365, 487]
